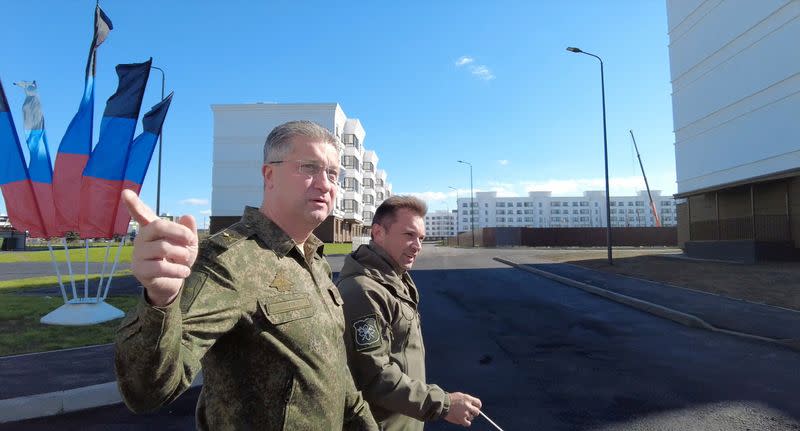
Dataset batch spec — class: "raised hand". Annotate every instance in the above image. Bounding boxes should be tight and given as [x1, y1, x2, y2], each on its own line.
[121, 189, 198, 307]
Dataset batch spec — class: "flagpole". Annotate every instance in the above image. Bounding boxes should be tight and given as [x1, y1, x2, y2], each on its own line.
[102, 238, 125, 300]
[48, 244, 69, 303]
[95, 242, 111, 300]
[63, 238, 77, 300]
[84, 239, 89, 298]
[151, 66, 165, 217]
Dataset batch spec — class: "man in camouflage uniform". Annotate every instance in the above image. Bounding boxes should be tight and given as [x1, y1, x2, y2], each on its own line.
[115, 121, 377, 430]
[337, 196, 482, 430]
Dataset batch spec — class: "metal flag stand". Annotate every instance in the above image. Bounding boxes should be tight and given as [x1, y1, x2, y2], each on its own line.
[40, 236, 126, 325]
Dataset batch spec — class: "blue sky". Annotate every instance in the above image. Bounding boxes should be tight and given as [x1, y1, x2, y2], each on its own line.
[0, 0, 676, 225]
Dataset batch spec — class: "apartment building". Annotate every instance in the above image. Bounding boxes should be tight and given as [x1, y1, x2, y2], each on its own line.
[454, 190, 677, 232]
[424, 210, 457, 240]
[667, 0, 800, 260]
[210, 103, 392, 242]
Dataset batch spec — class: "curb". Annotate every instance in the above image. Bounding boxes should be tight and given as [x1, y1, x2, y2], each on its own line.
[493, 257, 800, 352]
[0, 373, 203, 424]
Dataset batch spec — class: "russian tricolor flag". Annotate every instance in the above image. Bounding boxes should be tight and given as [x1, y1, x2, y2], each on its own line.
[79, 59, 151, 239]
[0, 79, 46, 237]
[112, 92, 173, 236]
[52, 4, 112, 236]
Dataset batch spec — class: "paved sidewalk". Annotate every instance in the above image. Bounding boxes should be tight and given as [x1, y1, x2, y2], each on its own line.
[520, 262, 800, 342]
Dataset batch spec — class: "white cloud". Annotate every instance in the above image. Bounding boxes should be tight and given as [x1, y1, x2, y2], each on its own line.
[455, 56, 474, 67]
[470, 65, 495, 80]
[519, 175, 676, 197]
[498, 159, 509, 166]
[180, 198, 209, 206]
[404, 191, 449, 202]
[199, 209, 212, 215]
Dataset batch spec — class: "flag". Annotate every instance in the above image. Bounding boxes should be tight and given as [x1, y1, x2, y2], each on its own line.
[79, 59, 152, 239]
[52, 4, 113, 236]
[112, 92, 173, 236]
[14, 81, 56, 237]
[0, 79, 46, 237]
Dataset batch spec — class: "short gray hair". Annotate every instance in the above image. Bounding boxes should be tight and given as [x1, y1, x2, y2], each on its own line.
[263, 120, 340, 164]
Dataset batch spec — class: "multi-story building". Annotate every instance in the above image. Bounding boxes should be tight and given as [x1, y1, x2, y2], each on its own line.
[667, 1, 800, 260]
[210, 103, 392, 242]
[424, 210, 457, 240]
[454, 191, 677, 232]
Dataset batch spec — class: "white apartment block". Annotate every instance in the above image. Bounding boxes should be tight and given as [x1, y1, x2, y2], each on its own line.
[210, 103, 392, 242]
[667, 0, 800, 259]
[424, 210, 457, 240]
[455, 191, 677, 232]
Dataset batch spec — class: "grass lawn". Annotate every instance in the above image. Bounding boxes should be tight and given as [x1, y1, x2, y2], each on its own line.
[0, 245, 133, 264]
[324, 243, 353, 255]
[0, 294, 139, 357]
[0, 270, 132, 293]
[1, 243, 350, 264]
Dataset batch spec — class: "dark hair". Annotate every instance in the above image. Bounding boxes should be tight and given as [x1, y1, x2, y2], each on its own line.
[372, 195, 427, 235]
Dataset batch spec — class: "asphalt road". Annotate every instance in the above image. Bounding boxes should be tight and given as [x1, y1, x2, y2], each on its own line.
[5, 247, 800, 430]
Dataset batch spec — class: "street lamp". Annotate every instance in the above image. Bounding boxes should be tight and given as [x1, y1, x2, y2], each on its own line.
[448, 186, 460, 246]
[151, 66, 166, 217]
[457, 160, 475, 247]
[566, 46, 613, 265]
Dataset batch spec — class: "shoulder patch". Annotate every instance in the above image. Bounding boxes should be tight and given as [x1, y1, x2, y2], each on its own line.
[180, 271, 209, 314]
[352, 314, 382, 352]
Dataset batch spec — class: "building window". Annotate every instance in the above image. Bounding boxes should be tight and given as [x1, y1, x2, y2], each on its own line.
[363, 178, 374, 189]
[377, 192, 384, 200]
[635, 201, 644, 207]
[363, 211, 374, 220]
[363, 194, 374, 205]
[343, 199, 359, 212]
[342, 155, 360, 171]
[497, 202, 505, 207]
[343, 177, 360, 192]
[362, 161, 374, 172]
[343, 134, 360, 149]
[550, 202, 560, 207]
[376, 179, 384, 187]
[516, 202, 522, 207]
[496, 210, 505, 215]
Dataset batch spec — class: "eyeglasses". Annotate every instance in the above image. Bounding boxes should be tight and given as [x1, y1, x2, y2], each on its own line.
[268, 160, 342, 183]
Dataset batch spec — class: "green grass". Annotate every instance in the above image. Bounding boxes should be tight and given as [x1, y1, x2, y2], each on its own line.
[0, 245, 133, 264]
[0, 270, 133, 293]
[0, 294, 139, 357]
[324, 243, 353, 255]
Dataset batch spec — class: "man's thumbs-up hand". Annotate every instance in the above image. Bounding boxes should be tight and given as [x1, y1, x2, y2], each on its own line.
[122, 189, 198, 307]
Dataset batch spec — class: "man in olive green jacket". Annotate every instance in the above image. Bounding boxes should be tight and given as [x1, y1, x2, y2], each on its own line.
[337, 196, 482, 430]
[115, 121, 377, 430]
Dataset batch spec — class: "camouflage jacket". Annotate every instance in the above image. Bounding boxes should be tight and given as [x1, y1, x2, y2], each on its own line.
[336, 243, 450, 431]
[115, 206, 377, 430]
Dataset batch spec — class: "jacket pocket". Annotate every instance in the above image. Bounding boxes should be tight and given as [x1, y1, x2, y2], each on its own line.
[258, 292, 315, 325]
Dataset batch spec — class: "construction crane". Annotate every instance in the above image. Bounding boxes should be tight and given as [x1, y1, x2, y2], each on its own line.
[629, 130, 661, 227]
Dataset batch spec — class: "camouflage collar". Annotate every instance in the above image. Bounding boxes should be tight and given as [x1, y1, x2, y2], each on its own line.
[240, 206, 324, 259]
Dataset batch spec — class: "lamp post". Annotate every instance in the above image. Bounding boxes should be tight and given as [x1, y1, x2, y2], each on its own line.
[457, 160, 475, 247]
[151, 66, 165, 217]
[566, 46, 612, 265]
[448, 186, 460, 246]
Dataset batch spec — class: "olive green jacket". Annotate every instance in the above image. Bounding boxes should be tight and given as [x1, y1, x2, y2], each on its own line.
[115, 207, 377, 430]
[336, 243, 450, 431]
